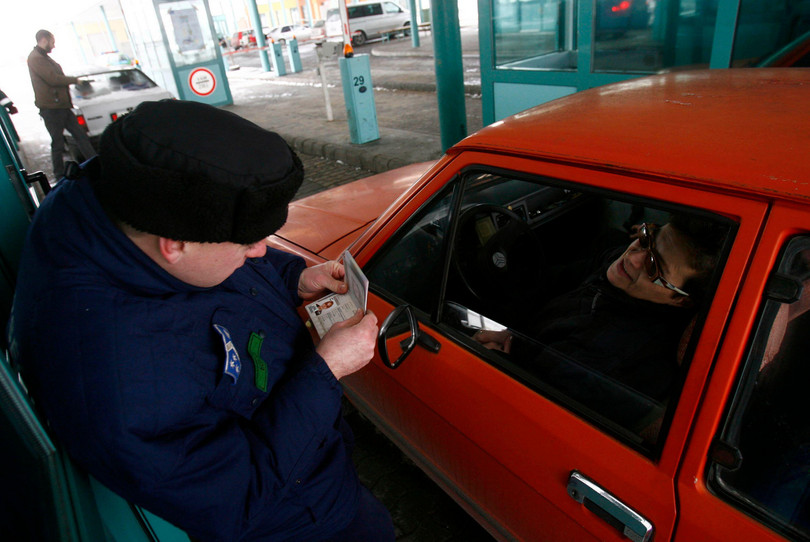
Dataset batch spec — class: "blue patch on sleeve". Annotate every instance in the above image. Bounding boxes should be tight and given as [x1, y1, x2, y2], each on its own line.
[213, 324, 241, 384]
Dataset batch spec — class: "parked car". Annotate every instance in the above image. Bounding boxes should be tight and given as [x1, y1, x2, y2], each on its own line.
[230, 29, 257, 49]
[311, 19, 327, 42]
[66, 67, 173, 161]
[269, 68, 810, 541]
[325, 1, 411, 45]
[96, 51, 138, 68]
[264, 24, 312, 43]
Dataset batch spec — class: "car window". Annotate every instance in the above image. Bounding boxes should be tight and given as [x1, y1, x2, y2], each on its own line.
[709, 236, 810, 539]
[326, 8, 341, 22]
[71, 70, 157, 101]
[366, 184, 455, 314]
[733, 0, 810, 66]
[348, 5, 371, 18]
[366, 170, 734, 455]
[383, 2, 402, 14]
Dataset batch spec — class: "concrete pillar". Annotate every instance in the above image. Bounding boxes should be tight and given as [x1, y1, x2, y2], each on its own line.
[431, 0, 466, 152]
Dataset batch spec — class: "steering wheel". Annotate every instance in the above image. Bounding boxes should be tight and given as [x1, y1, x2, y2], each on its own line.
[453, 204, 545, 304]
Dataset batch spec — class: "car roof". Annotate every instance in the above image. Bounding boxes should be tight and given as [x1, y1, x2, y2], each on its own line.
[454, 69, 810, 202]
[69, 66, 144, 76]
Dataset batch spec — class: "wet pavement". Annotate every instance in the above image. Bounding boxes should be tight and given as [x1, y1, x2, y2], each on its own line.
[8, 27, 497, 541]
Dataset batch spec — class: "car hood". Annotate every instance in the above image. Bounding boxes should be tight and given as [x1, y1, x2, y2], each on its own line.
[274, 161, 433, 256]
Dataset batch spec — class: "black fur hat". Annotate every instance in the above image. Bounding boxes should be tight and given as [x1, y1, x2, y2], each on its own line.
[93, 99, 303, 244]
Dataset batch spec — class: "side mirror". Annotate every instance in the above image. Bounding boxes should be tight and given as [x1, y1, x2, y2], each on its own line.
[378, 305, 440, 369]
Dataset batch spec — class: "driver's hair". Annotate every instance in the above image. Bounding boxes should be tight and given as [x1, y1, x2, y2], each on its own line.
[667, 214, 727, 301]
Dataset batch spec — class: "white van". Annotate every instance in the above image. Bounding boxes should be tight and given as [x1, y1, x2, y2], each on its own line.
[325, 2, 411, 46]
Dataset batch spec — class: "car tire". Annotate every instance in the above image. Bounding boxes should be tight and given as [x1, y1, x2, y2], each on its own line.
[279, 38, 286, 44]
[352, 31, 367, 46]
[403, 24, 410, 37]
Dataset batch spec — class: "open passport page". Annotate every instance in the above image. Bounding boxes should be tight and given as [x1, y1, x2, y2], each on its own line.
[305, 250, 369, 338]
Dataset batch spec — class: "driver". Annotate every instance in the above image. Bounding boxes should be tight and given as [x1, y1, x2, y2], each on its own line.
[474, 215, 726, 427]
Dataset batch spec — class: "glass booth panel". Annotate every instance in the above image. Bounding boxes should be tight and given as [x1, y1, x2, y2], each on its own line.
[157, 0, 218, 67]
[732, 0, 810, 66]
[593, 0, 718, 72]
[494, 0, 578, 70]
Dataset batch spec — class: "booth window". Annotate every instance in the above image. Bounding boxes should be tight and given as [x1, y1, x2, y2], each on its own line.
[494, 0, 578, 70]
[157, 0, 218, 67]
[731, 0, 810, 66]
[593, 0, 718, 73]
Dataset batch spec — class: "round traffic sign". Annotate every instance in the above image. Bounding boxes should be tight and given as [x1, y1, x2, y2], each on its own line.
[188, 68, 216, 97]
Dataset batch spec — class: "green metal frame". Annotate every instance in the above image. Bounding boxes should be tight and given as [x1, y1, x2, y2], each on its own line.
[153, 0, 234, 106]
[479, 0, 745, 125]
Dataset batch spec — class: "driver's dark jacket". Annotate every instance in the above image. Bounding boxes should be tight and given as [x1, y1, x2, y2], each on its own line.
[514, 250, 693, 427]
[7, 171, 360, 541]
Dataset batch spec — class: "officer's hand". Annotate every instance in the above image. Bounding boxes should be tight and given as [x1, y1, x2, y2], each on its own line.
[316, 309, 378, 380]
[299, 260, 347, 300]
[7, 105, 17, 115]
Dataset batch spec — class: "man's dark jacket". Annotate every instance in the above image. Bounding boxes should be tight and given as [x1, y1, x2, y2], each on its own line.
[8, 168, 360, 541]
[27, 45, 78, 109]
[513, 249, 693, 429]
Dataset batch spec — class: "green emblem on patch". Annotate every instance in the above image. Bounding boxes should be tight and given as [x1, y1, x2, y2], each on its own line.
[247, 332, 269, 392]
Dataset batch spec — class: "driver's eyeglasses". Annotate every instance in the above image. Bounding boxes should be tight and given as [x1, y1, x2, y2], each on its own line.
[638, 223, 690, 297]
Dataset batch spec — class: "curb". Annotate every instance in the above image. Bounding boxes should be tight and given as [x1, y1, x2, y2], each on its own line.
[229, 67, 481, 95]
[373, 78, 481, 95]
[280, 132, 411, 174]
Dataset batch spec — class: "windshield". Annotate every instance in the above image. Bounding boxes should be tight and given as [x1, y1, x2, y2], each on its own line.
[71, 70, 157, 101]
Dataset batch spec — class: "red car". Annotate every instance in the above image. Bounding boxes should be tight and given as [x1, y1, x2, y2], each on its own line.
[230, 29, 257, 49]
[270, 69, 810, 541]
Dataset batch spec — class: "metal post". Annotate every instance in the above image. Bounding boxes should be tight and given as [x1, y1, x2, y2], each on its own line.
[431, 0, 466, 152]
[70, 22, 90, 65]
[319, 66, 333, 121]
[247, 0, 272, 71]
[287, 38, 302, 72]
[268, 1, 278, 27]
[338, 0, 353, 57]
[316, 42, 338, 121]
[100, 6, 119, 52]
[408, 0, 420, 47]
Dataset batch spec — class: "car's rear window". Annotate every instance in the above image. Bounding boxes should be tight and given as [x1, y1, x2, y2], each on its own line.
[71, 70, 157, 101]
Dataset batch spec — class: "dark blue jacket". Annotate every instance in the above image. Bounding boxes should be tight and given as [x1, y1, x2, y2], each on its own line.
[8, 169, 360, 541]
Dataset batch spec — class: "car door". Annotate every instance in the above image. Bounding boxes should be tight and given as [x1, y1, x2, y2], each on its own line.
[345, 152, 768, 540]
[382, 1, 407, 29]
[675, 203, 810, 541]
[363, 3, 386, 36]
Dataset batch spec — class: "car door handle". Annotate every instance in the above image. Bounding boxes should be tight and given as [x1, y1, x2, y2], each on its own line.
[567, 471, 653, 542]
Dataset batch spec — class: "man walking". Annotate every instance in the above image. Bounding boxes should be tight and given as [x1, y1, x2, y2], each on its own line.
[27, 29, 96, 180]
